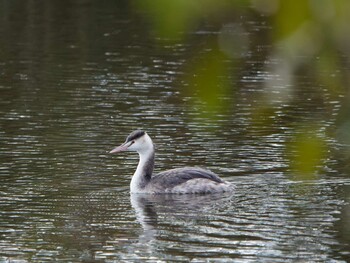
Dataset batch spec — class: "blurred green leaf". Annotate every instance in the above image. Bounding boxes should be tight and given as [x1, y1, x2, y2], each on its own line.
[133, 0, 196, 42]
[132, 0, 241, 43]
[274, 0, 311, 40]
[287, 126, 326, 180]
[185, 46, 232, 116]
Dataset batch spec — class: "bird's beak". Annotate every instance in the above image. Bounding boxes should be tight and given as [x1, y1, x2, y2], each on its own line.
[109, 142, 129, 154]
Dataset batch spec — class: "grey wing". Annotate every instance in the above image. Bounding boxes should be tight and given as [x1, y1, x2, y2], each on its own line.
[151, 167, 224, 189]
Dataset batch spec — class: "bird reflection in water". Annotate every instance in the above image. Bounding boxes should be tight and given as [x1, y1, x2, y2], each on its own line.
[130, 192, 234, 244]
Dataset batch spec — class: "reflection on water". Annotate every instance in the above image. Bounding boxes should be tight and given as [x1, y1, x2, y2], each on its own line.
[3, 177, 346, 262]
[0, 1, 350, 262]
[129, 178, 349, 262]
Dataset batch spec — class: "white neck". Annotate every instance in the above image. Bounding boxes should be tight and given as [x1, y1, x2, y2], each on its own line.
[130, 139, 155, 193]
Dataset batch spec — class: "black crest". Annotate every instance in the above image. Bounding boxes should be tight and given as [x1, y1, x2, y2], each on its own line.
[126, 130, 145, 142]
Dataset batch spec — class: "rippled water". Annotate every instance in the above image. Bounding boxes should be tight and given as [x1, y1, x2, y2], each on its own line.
[1, 1, 350, 262]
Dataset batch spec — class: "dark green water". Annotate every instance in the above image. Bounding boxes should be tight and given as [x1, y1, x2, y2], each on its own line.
[1, 1, 350, 262]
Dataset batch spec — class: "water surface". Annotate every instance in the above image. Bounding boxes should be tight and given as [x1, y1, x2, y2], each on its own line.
[0, 1, 350, 262]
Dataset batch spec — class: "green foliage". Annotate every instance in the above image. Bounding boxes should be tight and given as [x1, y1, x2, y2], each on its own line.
[185, 45, 231, 114]
[274, 0, 311, 40]
[133, 0, 240, 42]
[133, 0, 197, 41]
[132, 0, 350, 179]
[287, 126, 326, 180]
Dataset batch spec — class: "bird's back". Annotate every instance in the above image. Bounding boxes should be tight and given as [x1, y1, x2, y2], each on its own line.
[148, 167, 232, 194]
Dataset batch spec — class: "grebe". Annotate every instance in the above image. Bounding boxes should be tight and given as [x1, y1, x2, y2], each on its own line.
[110, 130, 233, 194]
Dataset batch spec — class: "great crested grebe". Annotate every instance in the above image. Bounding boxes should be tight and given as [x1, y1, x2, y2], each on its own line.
[110, 130, 233, 194]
